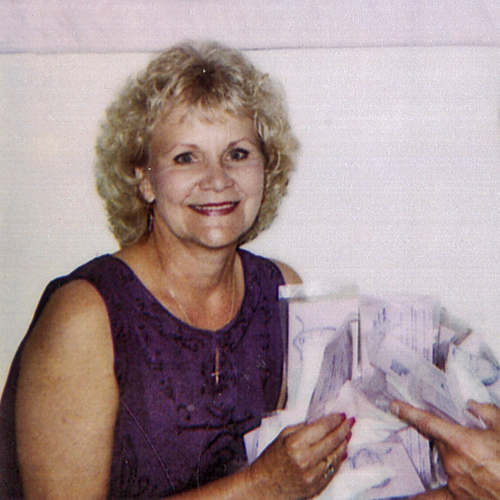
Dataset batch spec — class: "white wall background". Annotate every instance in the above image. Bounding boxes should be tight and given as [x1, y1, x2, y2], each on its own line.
[1, 2, 500, 388]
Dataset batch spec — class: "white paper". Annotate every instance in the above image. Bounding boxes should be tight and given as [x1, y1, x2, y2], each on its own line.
[246, 291, 500, 498]
[286, 295, 359, 419]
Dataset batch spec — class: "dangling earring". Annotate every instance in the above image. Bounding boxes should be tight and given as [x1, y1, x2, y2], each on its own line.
[147, 205, 154, 233]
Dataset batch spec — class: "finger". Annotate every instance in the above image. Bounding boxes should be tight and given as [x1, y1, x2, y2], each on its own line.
[311, 439, 348, 485]
[467, 401, 500, 431]
[308, 419, 354, 466]
[323, 435, 349, 468]
[290, 413, 347, 446]
[389, 400, 464, 444]
[446, 474, 481, 500]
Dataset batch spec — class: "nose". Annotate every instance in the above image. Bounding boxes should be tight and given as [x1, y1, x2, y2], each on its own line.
[199, 159, 235, 192]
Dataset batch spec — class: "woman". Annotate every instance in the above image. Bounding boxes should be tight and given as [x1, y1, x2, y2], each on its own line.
[0, 42, 353, 499]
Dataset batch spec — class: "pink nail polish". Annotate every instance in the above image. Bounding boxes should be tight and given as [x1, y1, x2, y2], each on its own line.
[346, 431, 352, 443]
[342, 451, 348, 460]
[348, 417, 356, 428]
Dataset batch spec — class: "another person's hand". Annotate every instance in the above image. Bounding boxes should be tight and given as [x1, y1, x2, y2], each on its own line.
[390, 400, 500, 500]
[249, 413, 354, 500]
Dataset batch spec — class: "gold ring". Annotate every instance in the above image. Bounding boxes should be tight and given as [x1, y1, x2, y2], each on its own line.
[323, 459, 336, 479]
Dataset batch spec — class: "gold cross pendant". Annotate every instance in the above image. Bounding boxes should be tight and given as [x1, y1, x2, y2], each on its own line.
[211, 347, 221, 385]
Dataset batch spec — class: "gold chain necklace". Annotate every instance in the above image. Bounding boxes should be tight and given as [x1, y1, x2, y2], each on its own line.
[156, 249, 236, 386]
[166, 269, 236, 328]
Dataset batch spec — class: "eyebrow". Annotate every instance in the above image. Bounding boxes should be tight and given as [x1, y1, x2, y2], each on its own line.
[158, 137, 259, 156]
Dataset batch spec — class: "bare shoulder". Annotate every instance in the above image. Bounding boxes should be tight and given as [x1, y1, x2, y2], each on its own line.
[42, 278, 107, 320]
[18, 278, 116, 402]
[271, 260, 302, 285]
[22, 279, 112, 362]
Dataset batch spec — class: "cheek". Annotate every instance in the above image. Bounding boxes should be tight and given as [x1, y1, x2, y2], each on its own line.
[256, 171, 265, 206]
[244, 168, 265, 223]
[155, 171, 195, 204]
[246, 165, 265, 198]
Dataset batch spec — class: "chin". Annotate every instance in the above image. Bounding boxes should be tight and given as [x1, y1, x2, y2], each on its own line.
[198, 237, 240, 250]
[193, 228, 249, 250]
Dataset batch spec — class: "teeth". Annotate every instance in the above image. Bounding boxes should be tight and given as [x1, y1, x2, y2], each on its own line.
[193, 202, 236, 209]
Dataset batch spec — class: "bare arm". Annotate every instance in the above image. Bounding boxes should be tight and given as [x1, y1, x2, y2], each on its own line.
[390, 400, 500, 500]
[16, 280, 119, 500]
[272, 260, 302, 286]
[271, 259, 301, 409]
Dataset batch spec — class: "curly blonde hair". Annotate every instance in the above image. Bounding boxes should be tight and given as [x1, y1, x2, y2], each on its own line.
[95, 41, 298, 247]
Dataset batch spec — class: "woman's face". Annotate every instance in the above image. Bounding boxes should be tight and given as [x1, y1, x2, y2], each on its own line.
[140, 105, 265, 250]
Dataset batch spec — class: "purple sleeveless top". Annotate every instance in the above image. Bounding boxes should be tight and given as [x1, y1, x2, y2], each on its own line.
[0, 249, 285, 499]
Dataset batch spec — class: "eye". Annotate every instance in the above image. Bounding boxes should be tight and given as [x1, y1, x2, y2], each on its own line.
[173, 152, 195, 165]
[228, 148, 249, 161]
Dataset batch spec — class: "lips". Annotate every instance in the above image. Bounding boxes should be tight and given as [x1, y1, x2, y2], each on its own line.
[189, 201, 240, 216]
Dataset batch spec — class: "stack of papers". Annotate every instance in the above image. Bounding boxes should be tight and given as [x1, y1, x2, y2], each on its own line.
[245, 287, 500, 500]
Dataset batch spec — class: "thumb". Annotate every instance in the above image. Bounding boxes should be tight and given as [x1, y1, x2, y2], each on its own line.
[467, 401, 500, 431]
[280, 422, 306, 438]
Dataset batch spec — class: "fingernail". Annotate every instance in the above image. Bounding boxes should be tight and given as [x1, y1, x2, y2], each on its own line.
[339, 413, 347, 422]
[342, 451, 348, 460]
[348, 417, 356, 428]
[389, 402, 399, 416]
[346, 431, 352, 443]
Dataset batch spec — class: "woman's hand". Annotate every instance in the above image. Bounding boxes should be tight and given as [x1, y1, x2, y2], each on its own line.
[390, 400, 500, 500]
[249, 413, 354, 500]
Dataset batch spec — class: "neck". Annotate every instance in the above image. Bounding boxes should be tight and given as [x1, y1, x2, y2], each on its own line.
[148, 229, 238, 291]
[144, 230, 241, 330]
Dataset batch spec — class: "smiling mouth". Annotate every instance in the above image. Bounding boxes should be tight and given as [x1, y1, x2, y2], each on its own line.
[189, 201, 240, 216]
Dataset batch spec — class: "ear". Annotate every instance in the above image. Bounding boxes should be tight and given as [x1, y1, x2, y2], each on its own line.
[135, 167, 155, 204]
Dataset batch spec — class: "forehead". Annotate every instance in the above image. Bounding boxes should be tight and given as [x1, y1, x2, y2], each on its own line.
[151, 104, 256, 147]
[159, 102, 251, 127]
